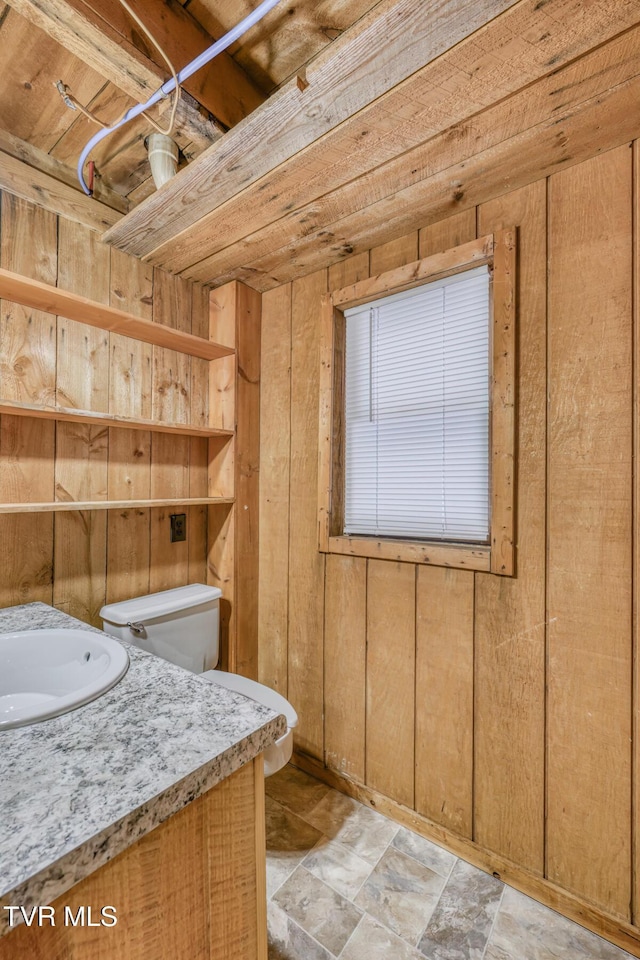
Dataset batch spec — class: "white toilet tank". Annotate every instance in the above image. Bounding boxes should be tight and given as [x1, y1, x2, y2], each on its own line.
[100, 583, 221, 673]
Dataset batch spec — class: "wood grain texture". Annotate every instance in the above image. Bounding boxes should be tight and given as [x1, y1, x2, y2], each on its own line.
[0, 190, 213, 625]
[0, 149, 121, 233]
[69, 0, 264, 127]
[416, 566, 474, 835]
[0, 400, 229, 437]
[200, 22, 640, 291]
[324, 554, 366, 781]
[258, 284, 291, 696]
[0, 126, 129, 214]
[234, 282, 261, 679]
[54, 217, 109, 625]
[103, 0, 520, 258]
[474, 182, 547, 872]
[366, 559, 415, 807]
[413, 209, 477, 841]
[208, 283, 237, 670]
[8, 0, 222, 150]
[489, 229, 517, 576]
[116, 0, 636, 275]
[288, 269, 327, 759]
[547, 146, 633, 917]
[0, 193, 55, 607]
[0, 266, 229, 359]
[107, 248, 153, 607]
[0, 760, 265, 960]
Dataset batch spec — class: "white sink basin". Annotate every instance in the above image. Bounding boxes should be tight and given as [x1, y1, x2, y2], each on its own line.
[0, 629, 129, 730]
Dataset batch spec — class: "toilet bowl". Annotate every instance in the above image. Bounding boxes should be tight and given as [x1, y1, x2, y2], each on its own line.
[99, 584, 297, 776]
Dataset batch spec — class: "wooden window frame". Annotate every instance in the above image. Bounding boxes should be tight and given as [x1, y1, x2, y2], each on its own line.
[318, 230, 517, 576]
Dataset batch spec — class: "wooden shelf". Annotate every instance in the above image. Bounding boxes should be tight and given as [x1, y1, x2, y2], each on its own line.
[0, 399, 233, 438]
[0, 267, 233, 361]
[0, 498, 235, 514]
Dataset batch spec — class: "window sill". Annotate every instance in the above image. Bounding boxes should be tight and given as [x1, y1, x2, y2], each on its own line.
[322, 535, 492, 571]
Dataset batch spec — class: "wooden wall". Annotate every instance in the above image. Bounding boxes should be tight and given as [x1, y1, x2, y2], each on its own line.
[0, 191, 210, 625]
[258, 142, 639, 939]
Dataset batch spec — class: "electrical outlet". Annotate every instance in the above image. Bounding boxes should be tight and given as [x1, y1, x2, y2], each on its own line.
[170, 513, 187, 542]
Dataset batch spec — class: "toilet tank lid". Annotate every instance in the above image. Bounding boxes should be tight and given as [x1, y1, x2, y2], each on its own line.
[100, 583, 222, 625]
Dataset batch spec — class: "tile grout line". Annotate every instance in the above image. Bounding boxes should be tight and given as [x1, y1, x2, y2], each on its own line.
[336, 914, 366, 959]
[274, 903, 341, 960]
[479, 882, 506, 960]
[412, 851, 460, 956]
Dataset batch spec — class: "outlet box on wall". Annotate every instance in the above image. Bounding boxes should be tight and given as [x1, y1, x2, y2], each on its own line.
[170, 513, 187, 542]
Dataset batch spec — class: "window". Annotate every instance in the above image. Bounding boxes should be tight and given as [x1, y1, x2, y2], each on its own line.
[318, 231, 516, 575]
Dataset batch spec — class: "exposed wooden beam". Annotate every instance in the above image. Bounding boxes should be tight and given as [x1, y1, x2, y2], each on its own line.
[181, 22, 640, 287]
[148, 0, 640, 281]
[76, 0, 265, 129]
[203, 33, 640, 290]
[101, 0, 522, 258]
[6, 0, 225, 149]
[0, 147, 122, 232]
[0, 126, 129, 214]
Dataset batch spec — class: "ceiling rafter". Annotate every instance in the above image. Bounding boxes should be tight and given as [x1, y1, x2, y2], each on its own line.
[101, 0, 522, 259]
[6, 0, 264, 154]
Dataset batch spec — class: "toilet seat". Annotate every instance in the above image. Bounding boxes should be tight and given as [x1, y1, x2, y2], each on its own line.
[202, 670, 297, 777]
[202, 670, 297, 728]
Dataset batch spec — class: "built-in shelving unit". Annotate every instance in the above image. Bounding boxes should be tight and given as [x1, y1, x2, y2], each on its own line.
[0, 267, 233, 360]
[0, 399, 234, 438]
[0, 269, 237, 522]
[0, 498, 234, 515]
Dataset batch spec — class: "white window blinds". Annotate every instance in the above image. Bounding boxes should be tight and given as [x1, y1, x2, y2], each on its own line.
[343, 265, 490, 543]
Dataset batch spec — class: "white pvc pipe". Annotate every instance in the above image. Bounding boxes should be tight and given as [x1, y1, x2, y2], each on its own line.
[77, 0, 284, 195]
[146, 133, 179, 189]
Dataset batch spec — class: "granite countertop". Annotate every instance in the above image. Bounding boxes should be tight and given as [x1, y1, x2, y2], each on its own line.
[0, 602, 286, 936]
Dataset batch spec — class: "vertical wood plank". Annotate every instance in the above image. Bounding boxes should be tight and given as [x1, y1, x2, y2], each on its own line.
[188, 437, 209, 586]
[474, 182, 547, 872]
[369, 231, 418, 275]
[0, 192, 57, 404]
[149, 269, 192, 592]
[0, 414, 54, 606]
[366, 559, 415, 807]
[56, 219, 110, 413]
[258, 284, 291, 696]
[148, 433, 189, 593]
[54, 217, 110, 625]
[419, 209, 477, 259]
[109, 249, 153, 420]
[207, 503, 234, 672]
[489, 228, 517, 577]
[322, 249, 370, 781]
[288, 269, 327, 759]
[107, 249, 153, 604]
[189, 285, 211, 589]
[324, 554, 367, 781]
[209, 283, 237, 670]
[327, 251, 370, 291]
[415, 566, 474, 835]
[235, 282, 261, 680]
[0, 192, 56, 607]
[414, 210, 477, 838]
[547, 146, 632, 917]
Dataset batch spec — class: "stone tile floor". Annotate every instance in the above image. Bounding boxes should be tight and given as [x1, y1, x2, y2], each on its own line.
[265, 765, 634, 960]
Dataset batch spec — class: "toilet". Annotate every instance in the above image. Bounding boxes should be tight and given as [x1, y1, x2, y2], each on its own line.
[99, 583, 297, 776]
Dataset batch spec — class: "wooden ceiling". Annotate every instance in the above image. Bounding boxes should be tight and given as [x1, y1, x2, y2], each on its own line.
[0, 0, 380, 207]
[1, 0, 640, 291]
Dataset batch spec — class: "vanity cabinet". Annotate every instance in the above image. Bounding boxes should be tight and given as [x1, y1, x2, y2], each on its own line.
[0, 758, 266, 960]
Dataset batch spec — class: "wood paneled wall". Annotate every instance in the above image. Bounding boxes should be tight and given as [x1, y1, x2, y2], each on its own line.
[0, 191, 210, 625]
[258, 142, 639, 943]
